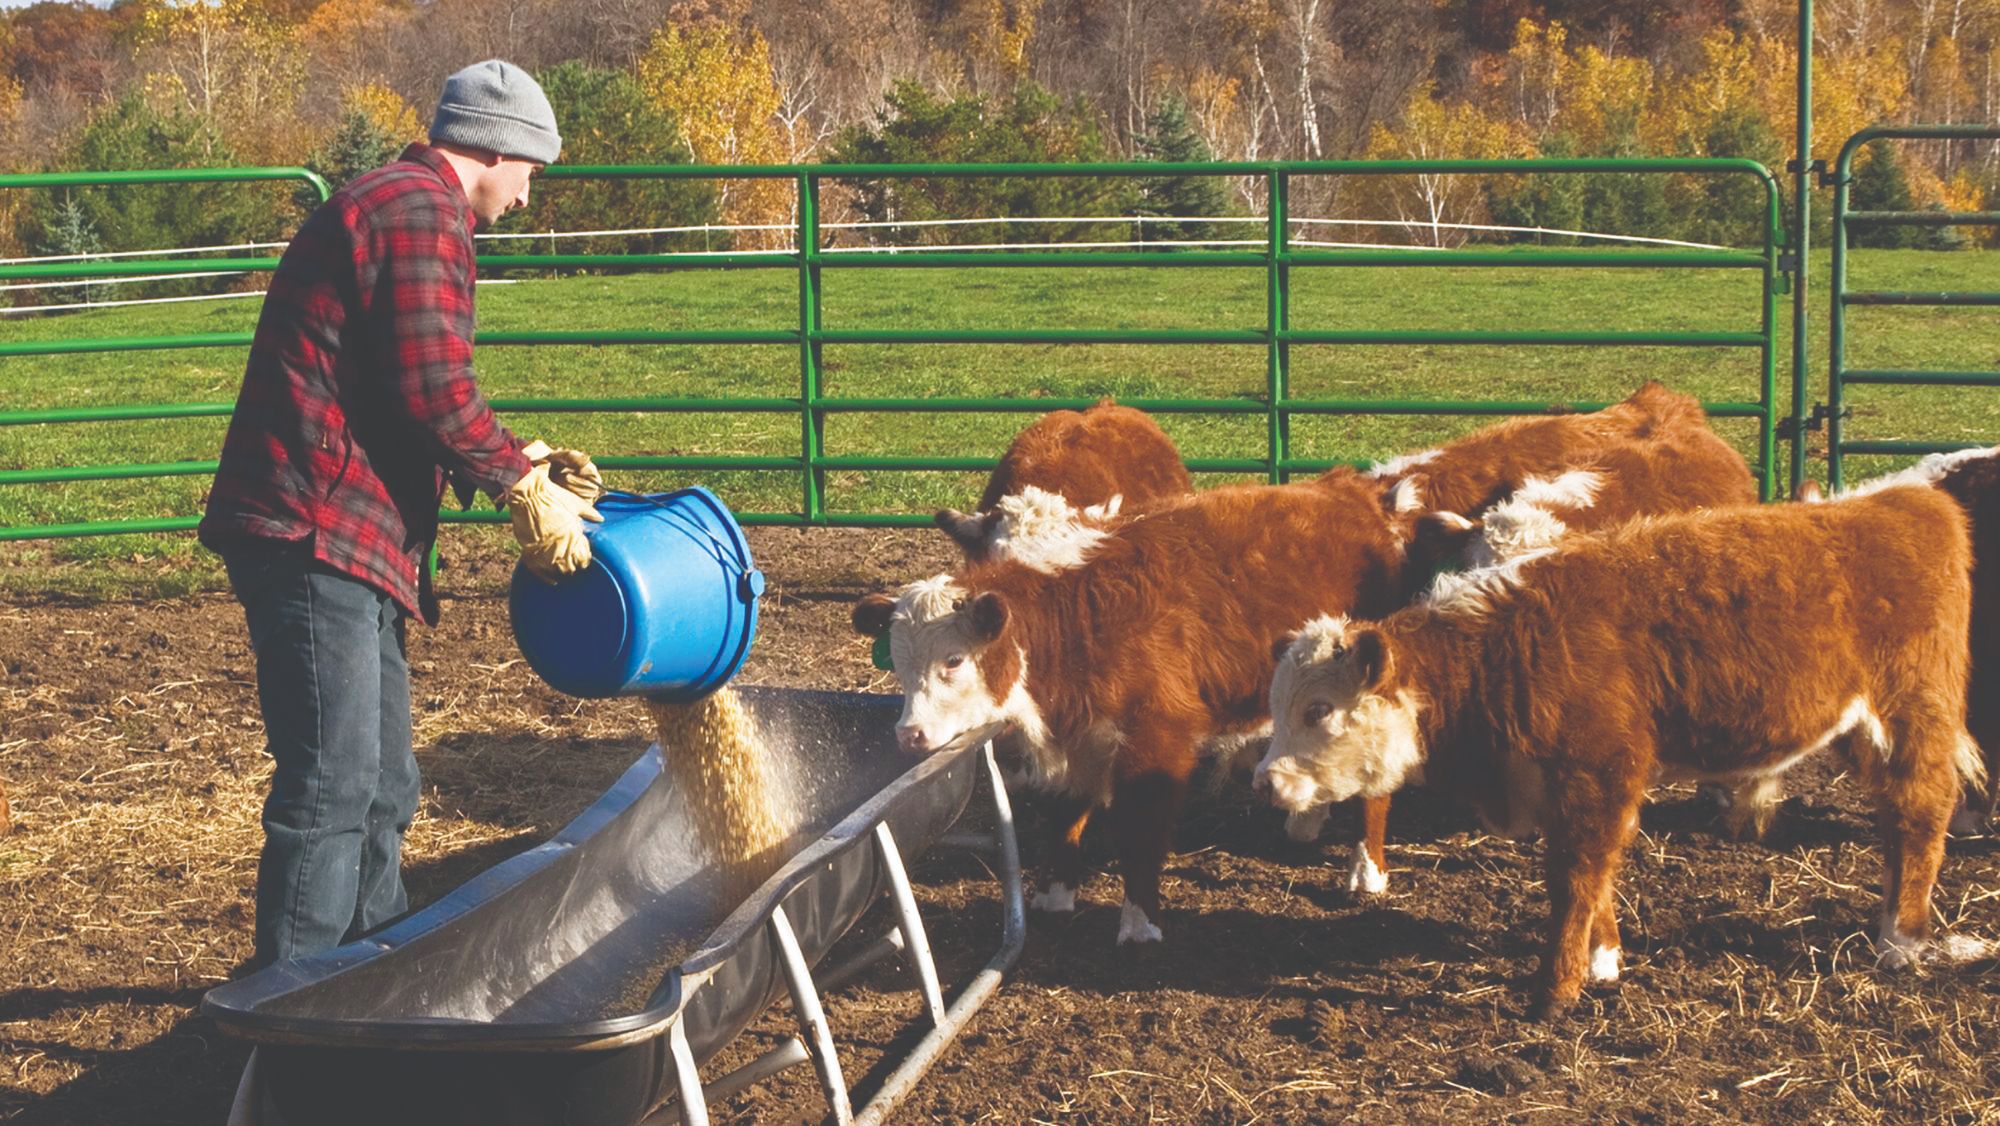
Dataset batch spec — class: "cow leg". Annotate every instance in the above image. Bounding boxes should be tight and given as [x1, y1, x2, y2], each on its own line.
[1107, 766, 1191, 945]
[1869, 721, 1962, 968]
[1535, 781, 1642, 1017]
[1347, 796, 1391, 895]
[1723, 774, 1784, 842]
[1587, 876, 1623, 985]
[1031, 792, 1093, 913]
[1283, 804, 1329, 842]
[1952, 683, 1997, 834]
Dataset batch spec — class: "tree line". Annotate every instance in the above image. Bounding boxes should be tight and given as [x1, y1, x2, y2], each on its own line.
[1, 0, 1994, 306]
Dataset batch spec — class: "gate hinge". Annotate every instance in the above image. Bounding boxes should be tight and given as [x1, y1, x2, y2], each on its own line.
[1777, 251, 1800, 274]
[1778, 403, 1850, 440]
[1786, 157, 1826, 176]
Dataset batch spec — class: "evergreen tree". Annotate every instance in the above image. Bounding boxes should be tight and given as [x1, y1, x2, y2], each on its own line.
[1668, 105, 1782, 247]
[37, 193, 102, 306]
[22, 95, 290, 303]
[1850, 139, 1918, 249]
[1486, 131, 1587, 245]
[1846, 139, 1962, 250]
[511, 61, 718, 256]
[1133, 95, 1229, 245]
[833, 81, 1125, 248]
[296, 107, 401, 214]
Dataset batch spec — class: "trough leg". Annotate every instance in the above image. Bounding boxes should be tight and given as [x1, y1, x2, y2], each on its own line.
[1106, 763, 1190, 945]
[769, 904, 854, 1123]
[1032, 793, 1093, 914]
[668, 1019, 709, 1126]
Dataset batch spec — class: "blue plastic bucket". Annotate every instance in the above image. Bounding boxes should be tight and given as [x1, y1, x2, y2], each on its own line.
[508, 488, 765, 700]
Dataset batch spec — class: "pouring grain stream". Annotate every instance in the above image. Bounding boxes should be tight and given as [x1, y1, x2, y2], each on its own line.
[645, 689, 793, 902]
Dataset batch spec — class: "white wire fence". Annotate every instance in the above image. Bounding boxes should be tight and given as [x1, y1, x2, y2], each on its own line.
[0, 213, 1732, 316]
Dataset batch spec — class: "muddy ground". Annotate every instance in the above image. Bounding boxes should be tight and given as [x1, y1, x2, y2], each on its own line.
[3, 528, 1998, 1125]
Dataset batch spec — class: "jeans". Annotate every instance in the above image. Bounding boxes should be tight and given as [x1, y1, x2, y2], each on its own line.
[224, 540, 420, 966]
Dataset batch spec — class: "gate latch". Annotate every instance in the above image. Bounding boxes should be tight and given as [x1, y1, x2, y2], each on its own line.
[1777, 403, 1851, 440]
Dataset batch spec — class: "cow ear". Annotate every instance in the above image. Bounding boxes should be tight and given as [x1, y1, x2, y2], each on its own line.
[1350, 627, 1392, 690]
[852, 592, 896, 638]
[1408, 516, 1488, 576]
[935, 508, 1000, 553]
[967, 591, 1009, 643]
[1270, 630, 1300, 664]
[1792, 480, 1824, 503]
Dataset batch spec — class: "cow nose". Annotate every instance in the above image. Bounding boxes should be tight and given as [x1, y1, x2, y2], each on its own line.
[897, 726, 931, 753]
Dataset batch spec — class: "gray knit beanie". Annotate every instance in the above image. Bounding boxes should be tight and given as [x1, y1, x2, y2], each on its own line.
[429, 60, 562, 164]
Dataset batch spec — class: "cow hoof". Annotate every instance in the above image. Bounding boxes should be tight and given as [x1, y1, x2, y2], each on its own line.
[1030, 883, 1077, 913]
[1284, 806, 1329, 843]
[1876, 925, 1926, 970]
[1346, 848, 1388, 896]
[1949, 806, 1988, 837]
[1527, 993, 1573, 1023]
[1588, 945, 1622, 984]
[1116, 900, 1163, 945]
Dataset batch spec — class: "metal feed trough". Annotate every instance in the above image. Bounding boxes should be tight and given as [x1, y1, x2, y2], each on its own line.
[203, 687, 1025, 1126]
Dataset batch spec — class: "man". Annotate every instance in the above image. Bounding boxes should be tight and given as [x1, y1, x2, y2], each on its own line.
[200, 59, 598, 969]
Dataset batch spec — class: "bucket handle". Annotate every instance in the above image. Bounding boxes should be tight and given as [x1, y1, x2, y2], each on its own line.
[600, 488, 754, 579]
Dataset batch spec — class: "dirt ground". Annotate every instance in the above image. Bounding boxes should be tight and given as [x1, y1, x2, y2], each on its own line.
[3, 528, 1999, 1125]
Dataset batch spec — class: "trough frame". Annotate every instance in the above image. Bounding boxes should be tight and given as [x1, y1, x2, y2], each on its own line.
[210, 700, 1026, 1126]
[651, 745, 1027, 1126]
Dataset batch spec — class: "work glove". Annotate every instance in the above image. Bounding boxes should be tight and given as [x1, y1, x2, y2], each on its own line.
[506, 463, 603, 583]
[520, 439, 605, 505]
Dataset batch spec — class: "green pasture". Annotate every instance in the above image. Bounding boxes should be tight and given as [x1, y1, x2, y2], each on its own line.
[0, 248, 1994, 598]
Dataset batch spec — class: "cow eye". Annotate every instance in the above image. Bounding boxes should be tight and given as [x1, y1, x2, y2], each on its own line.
[943, 654, 966, 671]
[1303, 703, 1331, 726]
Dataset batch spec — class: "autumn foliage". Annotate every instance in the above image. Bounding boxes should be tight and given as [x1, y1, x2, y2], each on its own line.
[0, 0, 1994, 270]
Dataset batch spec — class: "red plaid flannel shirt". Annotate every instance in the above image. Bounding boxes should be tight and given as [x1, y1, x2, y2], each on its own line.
[200, 144, 531, 623]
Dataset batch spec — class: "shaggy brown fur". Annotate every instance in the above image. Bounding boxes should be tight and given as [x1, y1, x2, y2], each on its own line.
[936, 399, 1193, 560]
[1375, 381, 1716, 518]
[1301, 486, 1977, 1014]
[859, 474, 1405, 936]
[1730, 451, 2000, 839]
[1364, 391, 1758, 876]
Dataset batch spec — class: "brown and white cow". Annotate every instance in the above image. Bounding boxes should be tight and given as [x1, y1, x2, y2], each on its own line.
[1290, 390, 1759, 894]
[935, 399, 1192, 568]
[1255, 485, 1988, 1015]
[1721, 449, 2000, 839]
[1364, 380, 1711, 520]
[854, 475, 1407, 943]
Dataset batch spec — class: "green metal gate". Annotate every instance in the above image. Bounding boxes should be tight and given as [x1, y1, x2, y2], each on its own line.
[1824, 124, 2000, 489]
[1, 156, 1784, 545]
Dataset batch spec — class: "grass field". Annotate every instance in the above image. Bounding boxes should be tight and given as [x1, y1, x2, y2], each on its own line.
[1, 247, 1995, 597]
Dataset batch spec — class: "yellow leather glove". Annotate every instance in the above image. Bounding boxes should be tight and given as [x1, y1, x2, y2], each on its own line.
[520, 440, 605, 504]
[506, 463, 603, 583]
